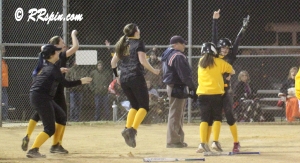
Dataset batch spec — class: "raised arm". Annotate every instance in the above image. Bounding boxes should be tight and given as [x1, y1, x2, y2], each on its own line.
[105, 40, 115, 55]
[226, 15, 250, 65]
[66, 30, 79, 57]
[232, 15, 250, 56]
[212, 9, 220, 45]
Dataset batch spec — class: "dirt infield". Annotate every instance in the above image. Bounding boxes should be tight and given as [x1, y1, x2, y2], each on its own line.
[0, 122, 299, 163]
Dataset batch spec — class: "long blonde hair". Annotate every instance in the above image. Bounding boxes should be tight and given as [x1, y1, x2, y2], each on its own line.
[199, 54, 215, 68]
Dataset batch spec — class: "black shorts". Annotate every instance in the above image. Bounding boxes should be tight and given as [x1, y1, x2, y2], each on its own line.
[198, 94, 223, 122]
[121, 75, 149, 111]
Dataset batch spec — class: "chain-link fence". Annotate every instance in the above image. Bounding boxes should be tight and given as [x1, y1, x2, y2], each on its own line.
[1, 0, 300, 126]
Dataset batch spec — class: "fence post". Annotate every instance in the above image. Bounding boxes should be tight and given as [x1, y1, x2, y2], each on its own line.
[63, 0, 69, 121]
[112, 101, 118, 122]
[187, 0, 192, 123]
[63, 0, 68, 46]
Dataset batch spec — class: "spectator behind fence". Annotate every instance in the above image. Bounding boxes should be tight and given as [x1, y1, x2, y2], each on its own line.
[234, 70, 265, 122]
[145, 48, 163, 89]
[279, 67, 300, 122]
[142, 80, 163, 124]
[108, 71, 127, 103]
[97, 40, 114, 71]
[66, 63, 88, 122]
[108, 71, 129, 112]
[89, 60, 111, 121]
[1, 45, 9, 121]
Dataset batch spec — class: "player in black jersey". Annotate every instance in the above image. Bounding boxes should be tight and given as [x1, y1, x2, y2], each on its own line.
[207, 9, 249, 152]
[26, 44, 92, 158]
[22, 30, 80, 154]
[111, 23, 160, 148]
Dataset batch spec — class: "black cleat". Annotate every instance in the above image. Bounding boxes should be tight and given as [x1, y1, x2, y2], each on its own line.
[122, 128, 137, 148]
[21, 135, 29, 151]
[26, 148, 46, 158]
[50, 143, 69, 154]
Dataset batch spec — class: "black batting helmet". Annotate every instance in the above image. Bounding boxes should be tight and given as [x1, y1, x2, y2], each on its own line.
[217, 38, 233, 48]
[201, 42, 218, 57]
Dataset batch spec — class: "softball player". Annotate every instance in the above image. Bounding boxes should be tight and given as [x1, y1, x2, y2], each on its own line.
[111, 23, 160, 148]
[206, 9, 249, 152]
[196, 42, 235, 153]
[22, 30, 79, 154]
[26, 44, 92, 158]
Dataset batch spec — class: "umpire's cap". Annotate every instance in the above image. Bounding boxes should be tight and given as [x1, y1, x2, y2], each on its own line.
[170, 35, 187, 45]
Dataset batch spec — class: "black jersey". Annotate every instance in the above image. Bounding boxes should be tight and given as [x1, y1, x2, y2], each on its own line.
[55, 51, 67, 68]
[30, 61, 81, 98]
[54, 51, 67, 94]
[118, 38, 146, 82]
[212, 19, 244, 91]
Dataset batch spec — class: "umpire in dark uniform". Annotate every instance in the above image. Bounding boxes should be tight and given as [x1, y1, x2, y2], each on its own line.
[162, 35, 196, 148]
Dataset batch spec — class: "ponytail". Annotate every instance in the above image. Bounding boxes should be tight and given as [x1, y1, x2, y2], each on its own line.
[199, 54, 215, 69]
[115, 35, 129, 59]
[32, 52, 45, 77]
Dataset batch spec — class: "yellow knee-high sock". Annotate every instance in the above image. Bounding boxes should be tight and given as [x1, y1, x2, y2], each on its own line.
[212, 121, 221, 142]
[206, 126, 212, 143]
[52, 123, 65, 145]
[59, 126, 66, 145]
[26, 119, 37, 139]
[200, 122, 208, 143]
[31, 132, 50, 149]
[126, 109, 138, 128]
[132, 108, 147, 130]
[229, 123, 239, 143]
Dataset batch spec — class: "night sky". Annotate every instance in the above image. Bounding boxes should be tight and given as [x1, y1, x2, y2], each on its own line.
[3, 0, 300, 46]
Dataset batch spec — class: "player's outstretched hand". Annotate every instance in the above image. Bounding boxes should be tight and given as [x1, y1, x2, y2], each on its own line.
[213, 9, 220, 19]
[105, 40, 110, 46]
[80, 77, 92, 84]
[243, 15, 250, 29]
